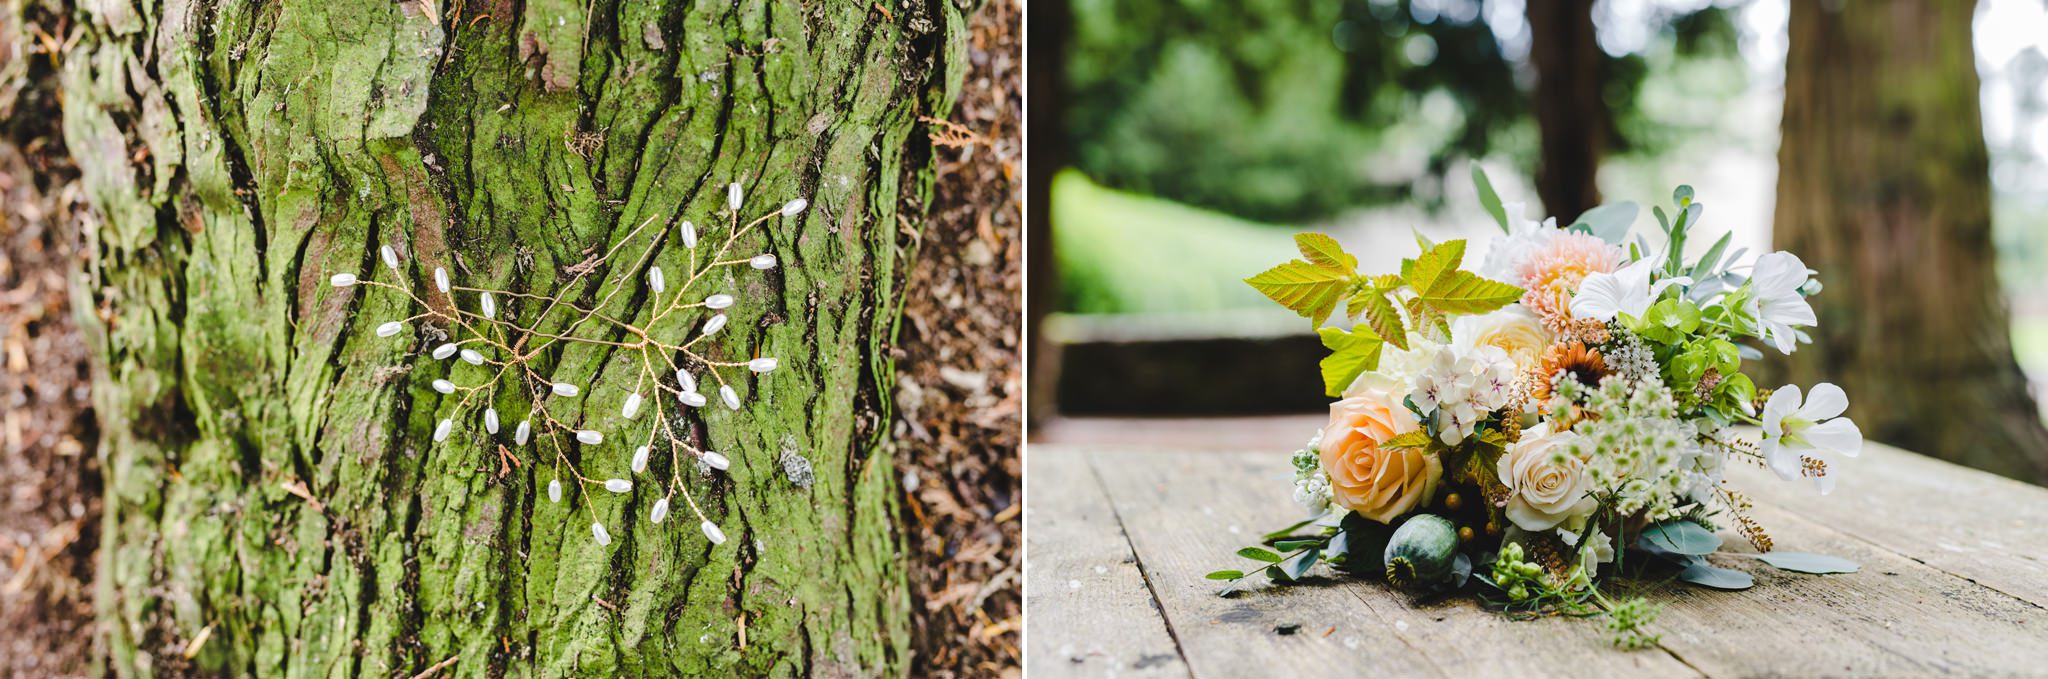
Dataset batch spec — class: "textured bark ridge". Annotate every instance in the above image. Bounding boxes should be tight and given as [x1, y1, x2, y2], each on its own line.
[61, 0, 964, 675]
[1775, 1, 2048, 483]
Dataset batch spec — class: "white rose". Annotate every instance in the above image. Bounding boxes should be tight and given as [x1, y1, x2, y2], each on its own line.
[1452, 305, 1553, 375]
[1498, 422, 1597, 531]
[1344, 339, 1442, 397]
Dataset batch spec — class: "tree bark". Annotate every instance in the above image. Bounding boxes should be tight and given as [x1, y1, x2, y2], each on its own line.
[1775, 1, 2048, 483]
[61, 0, 964, 675]
[1526, 0, 1605, 223]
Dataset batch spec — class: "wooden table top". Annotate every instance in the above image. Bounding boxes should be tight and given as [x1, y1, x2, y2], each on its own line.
[1026, 416, 2048, 677]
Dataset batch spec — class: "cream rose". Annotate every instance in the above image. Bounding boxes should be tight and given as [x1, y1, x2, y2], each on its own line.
[1319, 389, 1439, 523]
[1452, 305, 1553, 374]
[1497, 422, 1597, 531]
[1344, 340, 1440, 397]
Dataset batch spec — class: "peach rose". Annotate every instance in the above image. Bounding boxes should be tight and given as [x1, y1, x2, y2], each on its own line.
[1319, 389, 1439, 523]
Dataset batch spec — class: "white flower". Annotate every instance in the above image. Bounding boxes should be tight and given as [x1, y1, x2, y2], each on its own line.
[631, 445, 649, 473]
[329, 273, 358, 287]
[750, 254, 778, 270]
[1761, 383, 1861, 494]
[1411, 344, 1517, 445]
[681, 220, 698, 249]
[1451, 305, 1553, 373]
[702, 451, 730, 470]
[1476, 202, 1559, 282]
[748, 358, 778, 373]
[1291, 472, 1332, 514]
[1571, 258, 1689, 322]
[604, 478, 632, 493]
[701, 520, 727, 545]
[705, 294, 735, 310]
[592, 522, 612, 546]
[720, 385, 741, 410]
[1747, 251, 1818, 354]
[1497, 422, 1596, 531]
[576, 430, 604, 445]
[650, 498, 670, 524]
[701, 314, 728, 336]
[1345, 340, 1439, 397]
[781, 198, 808, 216]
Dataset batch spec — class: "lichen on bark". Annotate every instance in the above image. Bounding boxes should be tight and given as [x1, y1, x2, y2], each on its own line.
[62, 0, 965, 675]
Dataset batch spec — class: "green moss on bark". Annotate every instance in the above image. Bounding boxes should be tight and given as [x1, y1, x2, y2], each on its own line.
[64, 0, 964, 675]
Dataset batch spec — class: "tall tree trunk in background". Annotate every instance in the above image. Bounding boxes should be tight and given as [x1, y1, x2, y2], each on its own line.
[1526, 0, 1604, 223]
[62, 0, 962, 675]
[1775, 1, 2048, 484]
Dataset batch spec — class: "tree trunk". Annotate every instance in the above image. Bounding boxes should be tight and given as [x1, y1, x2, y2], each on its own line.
[1526, 0, 1604, 223]
[61, 0, 964, 675]
[1775, 1, 2048, 483]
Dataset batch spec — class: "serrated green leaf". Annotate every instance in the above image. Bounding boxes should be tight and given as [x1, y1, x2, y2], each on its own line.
[1205, 570, 1245, 580]
[1415, 271, 1524, 315]
[1379, 430, 1432, 449]
[1316, 327, 1384, 398]
[1404, 296, 1449, 341]
[1753, 552, 1859, 574]
[1294, 232, 1357, 275]
[1348, 287, 1408, 351]
[1407, 240, 1467, 295]
[1237, 547, 1284, 563]
[1246, 261, 1350, 325]
[1472, 164, 1509, 233]
[1369, 274, 1404, 291]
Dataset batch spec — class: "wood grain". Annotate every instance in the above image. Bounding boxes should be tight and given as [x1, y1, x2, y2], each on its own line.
[1024, 447, 1190, 677]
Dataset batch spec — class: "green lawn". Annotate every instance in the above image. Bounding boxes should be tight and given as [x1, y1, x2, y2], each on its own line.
[1052, 170, 1300, 315]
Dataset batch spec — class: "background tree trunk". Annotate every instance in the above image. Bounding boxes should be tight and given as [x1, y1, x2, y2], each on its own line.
[62, 0, 964, 675]
[1526, 0, 1605, 223]
[1775, 1, 2048, 483]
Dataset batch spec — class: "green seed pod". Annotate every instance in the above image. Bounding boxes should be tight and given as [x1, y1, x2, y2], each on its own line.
[1384, 514, 1460, 591]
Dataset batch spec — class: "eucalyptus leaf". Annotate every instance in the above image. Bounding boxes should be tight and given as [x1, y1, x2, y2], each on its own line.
[1237, 547, 1283, 563]
[1284, 549, 1321, 581]
[1754, 552, 1860, 574]
[1677, 562, 1754, 590]
[1639, 520, 1722, 555]
[1573, 202, 1639, 245]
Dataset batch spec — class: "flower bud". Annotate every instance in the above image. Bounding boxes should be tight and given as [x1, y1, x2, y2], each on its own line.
[604, 478, 632, 493]
[631, 445, 649, 473]
[622, 393, 643, 419]
[705, 294, 734, 310]
[515, 419, 531, 445]
[433, 418, 453, 442]
[460, 349, 484, 365]
[431, 343, 457, 360]
[676, 369, 697, 393]
[592, 521, 611, 546]
[552, 382, 580, 397]
[681, 220, 698, 249]
[650, 498, 670, 524]
[748, 358, 778, 373]
[329, 273, 358, 287]
[720, 385, 741, 410]
[701, 314, 728, 337]
[701, 520, 726, 545]
[548, 478, 562, 503]
[781, 198, 807, 216]
[750, 254, 777, 270]
[648, 266, 666, 293]
[727, 182, 743, 211]
[376, 321, 405, 338]
[679, 391, 707, 408]
[432, 379, 456, 394]
[484, 408, 500, 434]
[575, 430, 603, 445]
[381, 245, 399, 271]
[434, 266, 450, 293]
[702, 451, 730, 471]
[480, 292, 496, 319]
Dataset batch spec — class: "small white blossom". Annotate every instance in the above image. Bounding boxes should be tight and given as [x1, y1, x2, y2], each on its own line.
[701, 314, 727, 337]
[431, 343, 458, 360]
[679, 391, 708, 408]
[702, 451, 730, 470]
[460, 349, 484, 365]
[604, 478, 632, 493]
[750, 254, 778, 270]
[1411, 344, 1518, 445]
[781, 198, 807, 216]
[433, 418, 453, 442]
[631, 445, 650, 473]
[1748, 252, 1819, 355]
[552, 382, 580, 397]
[622, 393, 643, 419]
[329, 273, 358, 287]
[376, 321, 405, 338]
[681, 220, 698, 249]
[515, 419, 531, 445]
[675, 369, 697, 393]
[480, 292, 496, 319]
[748, 358, 778, 373]
[701, 520, 727, 545]
[592, 521, 611, 546]
[649, 266, 666, 293]
[650, 498, 670, 524]
[431, 379, 456, 394]
[434, 266, 450, 293]
[705, 294, 735, 310]
[485, 408, 500, 434]
[1761, 383, 1861, 494]
[547, 478, 562, 502]
[727, 182, 743, 211]
[720, 385, 741, 410]
[575, 430, 603, 445]
[380, 245, 399, 271]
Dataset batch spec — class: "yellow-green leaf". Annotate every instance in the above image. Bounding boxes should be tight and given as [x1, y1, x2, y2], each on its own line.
[1246, 261, 1349, 324]
[1294, 232, 1357, 275]
[1316, 327, 1384, 398]
[1407, 240, 1467, 295]
[1416, 270, 1523, 315]
[1380, 430, 1433, 450]
[1348, 287, 1408, 351]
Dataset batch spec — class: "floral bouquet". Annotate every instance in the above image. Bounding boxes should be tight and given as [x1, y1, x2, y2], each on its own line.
[1210, 169, 1864, 647]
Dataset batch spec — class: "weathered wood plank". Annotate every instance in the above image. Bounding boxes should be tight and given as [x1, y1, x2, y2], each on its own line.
[1081, 446, 1699, 678]
[1641, 495, 2048, 675]
[1024, 447, 1191, 677]
[1725, 440, 2048, 609]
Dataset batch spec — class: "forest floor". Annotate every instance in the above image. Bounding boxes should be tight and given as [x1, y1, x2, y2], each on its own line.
[0, 3, 100, 672]
[892, 0, 1023, 675]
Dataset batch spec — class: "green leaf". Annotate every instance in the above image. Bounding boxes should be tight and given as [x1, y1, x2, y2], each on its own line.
[1348, 287, 1408, 351]
[1284, 549, 1321, 581]
[1407, 240, 1467, 295]
[1571, 202, 1639, 245]
[1237, 547, 1284, 563]
[1272, 538, 1325, 551]
[1316, 327, 1385, 398]
[1639, 520, 1723, 555]
[1638, 299, 1702, 344]
[1260, 518, 1320, 542]
[1205, 570, 1245, 581]
[1379, 430, 1433, 450]
[1677, 562, 1754, 590]
[1673, 184, 1695, 207]
[1472, 164, 1509, 233]
[1294, 232, 1357, 275]
[1690, 231, 1734, 279]
[1415, 271, 1524, 315]
[1246, 261, 1350, 325]
[1754, 552, 1859, 574]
